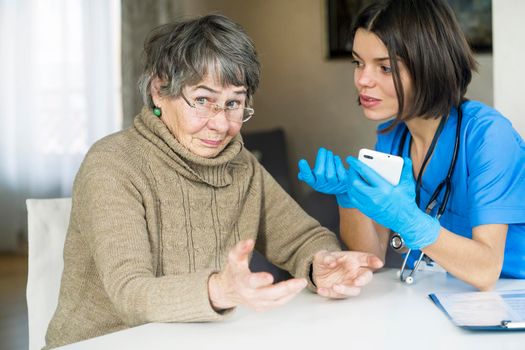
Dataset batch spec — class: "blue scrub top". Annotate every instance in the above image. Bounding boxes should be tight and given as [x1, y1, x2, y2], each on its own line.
[375, 100, 525, 278]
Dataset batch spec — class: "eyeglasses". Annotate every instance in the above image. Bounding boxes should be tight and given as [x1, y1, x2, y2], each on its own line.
[181, 93, 254, 123]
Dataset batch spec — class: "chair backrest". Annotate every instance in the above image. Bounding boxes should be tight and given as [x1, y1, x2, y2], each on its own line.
[243, 128, 294, 197]
[26, 198, 72, 350]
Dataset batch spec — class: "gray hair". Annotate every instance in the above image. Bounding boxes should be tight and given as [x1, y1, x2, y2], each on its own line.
[138, 14, 261, 109]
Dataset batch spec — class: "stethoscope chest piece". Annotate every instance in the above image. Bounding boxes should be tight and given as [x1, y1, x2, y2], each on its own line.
[395, 246, 427, 284]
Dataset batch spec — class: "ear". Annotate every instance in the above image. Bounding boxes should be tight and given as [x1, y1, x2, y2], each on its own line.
[150, 77, 164, 106]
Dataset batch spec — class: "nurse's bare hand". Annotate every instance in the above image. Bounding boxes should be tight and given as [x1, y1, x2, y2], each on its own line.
[208, 239, 307, 312]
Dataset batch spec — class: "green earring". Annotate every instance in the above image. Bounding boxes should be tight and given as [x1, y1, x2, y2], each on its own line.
[153, 107, 162, 117]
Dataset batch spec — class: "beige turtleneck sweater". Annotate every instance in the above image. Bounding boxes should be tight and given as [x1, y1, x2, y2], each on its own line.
[44, 108, 340, 349]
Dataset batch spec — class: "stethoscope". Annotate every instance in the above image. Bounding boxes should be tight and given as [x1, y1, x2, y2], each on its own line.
[390, 104, 463, 284]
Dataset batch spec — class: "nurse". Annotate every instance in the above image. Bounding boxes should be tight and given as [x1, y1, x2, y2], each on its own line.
[298, 0, 525, 290]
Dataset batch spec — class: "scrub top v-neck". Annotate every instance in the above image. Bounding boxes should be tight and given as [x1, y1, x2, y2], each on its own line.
[374, 100, 525, 278]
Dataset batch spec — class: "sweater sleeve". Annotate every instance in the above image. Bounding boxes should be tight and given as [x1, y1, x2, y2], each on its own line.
[253, 164, 341, 287]
[74, 148, 230, 326]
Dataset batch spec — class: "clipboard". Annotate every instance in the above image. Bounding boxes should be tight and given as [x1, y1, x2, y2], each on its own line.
[429, 289, 525, 331]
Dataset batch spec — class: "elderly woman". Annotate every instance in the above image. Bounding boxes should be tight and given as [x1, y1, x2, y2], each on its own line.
[44, 15, 382, 348]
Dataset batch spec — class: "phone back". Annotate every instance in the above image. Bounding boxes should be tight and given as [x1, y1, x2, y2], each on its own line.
[358, 149, 404, 186]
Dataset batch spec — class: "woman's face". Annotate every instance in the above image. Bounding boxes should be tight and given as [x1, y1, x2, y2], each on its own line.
[352, 28, 412, 121]
[152, 75, 246, 158]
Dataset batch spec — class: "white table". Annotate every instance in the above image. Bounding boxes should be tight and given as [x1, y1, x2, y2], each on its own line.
[58, 269, 525, 350]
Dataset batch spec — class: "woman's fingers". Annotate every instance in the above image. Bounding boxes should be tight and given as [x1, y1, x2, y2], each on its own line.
[353, 252, 384, 269]
[269, 288, 303, 307]
[325, 150, 336, 181]
[254, 282, 306, 311]
[346, 156, 388, 187]
[312, 252, 380, 299]
[317, 277, 365, 298]
[255, 278, 307, 301]
[222, 243, 308, 311]
[331, 284, 362, 297]
[316, 285, 355, 299]
[298, 148, 349, 194]
[247, 278, 307, 312]
[314, 249, 336, 266]
[297, 159, 314, 183]
[335, 252, 383, 274]
[313, 147, 327, 181]
[247, 272, 274, 288]
[400, 157, 415, 183]
[232, 277, 307, 312]
[227, 239, 255, 271]
[335, 155, 347, 182]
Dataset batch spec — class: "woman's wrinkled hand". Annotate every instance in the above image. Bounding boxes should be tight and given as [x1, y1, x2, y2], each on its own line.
[208, 239, 307, 312]
[312, 250, 383, 298]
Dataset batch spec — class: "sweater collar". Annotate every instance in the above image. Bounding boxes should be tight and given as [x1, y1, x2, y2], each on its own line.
[134, 107, 243, 188]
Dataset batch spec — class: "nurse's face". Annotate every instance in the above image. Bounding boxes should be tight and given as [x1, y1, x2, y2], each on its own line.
[152, 74, 245, 158]
[352, 29, 413, 121]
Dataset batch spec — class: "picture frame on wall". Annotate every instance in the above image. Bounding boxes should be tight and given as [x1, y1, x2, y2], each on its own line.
[327, 0, 492, 58]
[448, 0, 492, 52]
[327, 0, 373, 58]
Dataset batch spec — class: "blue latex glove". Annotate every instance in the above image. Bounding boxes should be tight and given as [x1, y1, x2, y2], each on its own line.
[297, 148, 353, 207]
[344, 156, 441, 250]
[335, 191, 354, 208]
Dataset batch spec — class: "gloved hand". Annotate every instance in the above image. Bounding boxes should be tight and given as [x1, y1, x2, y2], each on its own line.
[297, 148, 353, 207]
[344, 156, 441, 250]
[298, 147, 347, 194]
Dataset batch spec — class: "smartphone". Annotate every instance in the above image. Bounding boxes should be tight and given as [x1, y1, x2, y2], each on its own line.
[358, 148, 404, 186]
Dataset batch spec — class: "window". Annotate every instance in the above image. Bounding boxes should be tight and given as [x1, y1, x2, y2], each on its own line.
[0, 0, 121, 250]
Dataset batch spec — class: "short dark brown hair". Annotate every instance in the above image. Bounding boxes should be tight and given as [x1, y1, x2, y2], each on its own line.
[350, 0, 477, 124]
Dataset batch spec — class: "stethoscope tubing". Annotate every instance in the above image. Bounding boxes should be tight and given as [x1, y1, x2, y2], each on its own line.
[393, 104, 464, 283]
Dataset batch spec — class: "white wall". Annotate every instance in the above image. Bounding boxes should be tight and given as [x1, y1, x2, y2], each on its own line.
[493, 1, 525, 136]
[181, 0, 494, 194]
[468, 54, 493, 106]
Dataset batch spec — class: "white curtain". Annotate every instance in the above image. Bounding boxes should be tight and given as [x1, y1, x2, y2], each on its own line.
[0, 0, 121, 251]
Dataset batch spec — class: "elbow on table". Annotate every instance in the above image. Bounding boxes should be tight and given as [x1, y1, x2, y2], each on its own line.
[472, 268, 502, 291]
[475, 279, 497, 291]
